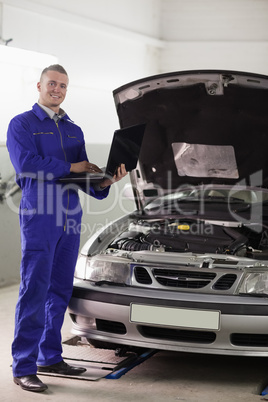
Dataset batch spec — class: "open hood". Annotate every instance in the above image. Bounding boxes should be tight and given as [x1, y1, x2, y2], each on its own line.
[113, 70, 268, 209]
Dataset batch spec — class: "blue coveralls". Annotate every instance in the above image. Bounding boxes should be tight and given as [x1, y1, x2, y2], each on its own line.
[7, 103, 109, 377]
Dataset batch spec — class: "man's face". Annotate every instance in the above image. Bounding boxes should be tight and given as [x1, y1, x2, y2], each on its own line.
[37, 70, 68, 112]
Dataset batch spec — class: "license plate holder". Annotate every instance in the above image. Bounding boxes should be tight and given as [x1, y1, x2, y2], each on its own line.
[130, 303, 220, 331]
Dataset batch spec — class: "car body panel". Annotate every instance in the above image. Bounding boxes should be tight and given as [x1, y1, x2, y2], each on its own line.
[69, 281, 268, 356]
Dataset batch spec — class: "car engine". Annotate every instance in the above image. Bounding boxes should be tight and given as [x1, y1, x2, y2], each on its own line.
[109, 219, 268, 260]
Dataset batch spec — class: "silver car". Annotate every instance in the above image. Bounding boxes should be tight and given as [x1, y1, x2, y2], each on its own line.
[68, 70, 268, 356]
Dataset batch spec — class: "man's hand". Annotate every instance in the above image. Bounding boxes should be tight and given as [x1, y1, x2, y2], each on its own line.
[70, 161, 103, 173]
[100, 164, 128, 188]
[70, 161, 128, 189]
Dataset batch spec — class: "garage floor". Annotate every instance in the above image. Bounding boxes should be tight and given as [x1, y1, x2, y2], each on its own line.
[1, 285, 268, 402]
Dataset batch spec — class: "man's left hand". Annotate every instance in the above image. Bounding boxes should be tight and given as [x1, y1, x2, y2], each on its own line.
[100, 164, 128, 188]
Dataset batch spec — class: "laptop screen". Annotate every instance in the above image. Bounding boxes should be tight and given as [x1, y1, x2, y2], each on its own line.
[59, 123, 146, 184]
[105, 123, 146, 176]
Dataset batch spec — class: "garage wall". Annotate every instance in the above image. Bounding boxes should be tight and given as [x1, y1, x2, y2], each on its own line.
[1, 0, 162, 144]
[159, 0, 268, 75]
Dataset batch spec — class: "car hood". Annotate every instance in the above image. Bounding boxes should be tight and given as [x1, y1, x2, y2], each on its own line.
[113, 70, 268, 210]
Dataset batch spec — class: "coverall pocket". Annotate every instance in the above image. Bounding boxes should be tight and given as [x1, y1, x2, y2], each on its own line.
[67, 134, 81, 143]
[19, 198, 37, 227]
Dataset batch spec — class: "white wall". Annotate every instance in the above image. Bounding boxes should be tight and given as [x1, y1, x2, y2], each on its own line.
[2, 0, 267, 147]
[0, 46, 58, 147]
[159, 0, 268, 75]
[1, 0, 162, 144]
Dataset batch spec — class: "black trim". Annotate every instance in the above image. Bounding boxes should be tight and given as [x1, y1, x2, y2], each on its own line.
[71, 286, 268, 316]
[139, 325, 216, 344]
[231, 333, 268, 347]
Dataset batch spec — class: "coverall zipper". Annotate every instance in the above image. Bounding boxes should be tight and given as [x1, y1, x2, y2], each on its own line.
[55, 121, 69, 231]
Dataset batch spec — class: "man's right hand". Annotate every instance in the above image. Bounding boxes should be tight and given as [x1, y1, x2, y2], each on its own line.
[70, 161, 103, 173]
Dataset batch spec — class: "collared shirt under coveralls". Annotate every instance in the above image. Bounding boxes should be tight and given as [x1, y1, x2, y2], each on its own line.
[6, 103, 109, 377]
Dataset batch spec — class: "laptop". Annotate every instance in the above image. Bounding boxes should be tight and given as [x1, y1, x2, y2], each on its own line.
[59, 123, 146, 184]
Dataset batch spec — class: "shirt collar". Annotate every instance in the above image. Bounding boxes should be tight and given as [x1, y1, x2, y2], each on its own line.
[37, 102, 66, 121]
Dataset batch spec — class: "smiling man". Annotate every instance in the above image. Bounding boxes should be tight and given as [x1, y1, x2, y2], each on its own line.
[38, 66, 69, 112]
[6, 64, 127, 393]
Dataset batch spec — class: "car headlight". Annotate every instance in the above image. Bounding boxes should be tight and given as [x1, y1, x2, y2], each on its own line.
[74, 254, 87, 280]
[238, 269, 268, 295]
[84, 255, 131, 284]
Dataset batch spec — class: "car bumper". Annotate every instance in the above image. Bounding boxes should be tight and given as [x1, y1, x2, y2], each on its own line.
[68, 281, 268, 357]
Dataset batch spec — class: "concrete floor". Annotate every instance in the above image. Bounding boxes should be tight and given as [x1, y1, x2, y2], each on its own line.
[1, 285, 268, 402]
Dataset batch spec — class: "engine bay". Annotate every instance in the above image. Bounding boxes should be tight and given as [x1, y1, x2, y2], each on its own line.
[109, 219, 268, 260]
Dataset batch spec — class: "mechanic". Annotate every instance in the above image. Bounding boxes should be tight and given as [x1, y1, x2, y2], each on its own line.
[6, 64, 127, 393]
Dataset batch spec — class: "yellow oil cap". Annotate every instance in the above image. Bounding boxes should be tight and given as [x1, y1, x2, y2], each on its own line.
[177, 224, 190, 231]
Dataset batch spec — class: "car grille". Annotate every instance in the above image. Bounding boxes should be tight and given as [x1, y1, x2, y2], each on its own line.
[134, 266, 153, 284]
[138, 325, 216, 344]
[213, 274, 237, 290]
[153, 269, 216, 289]
[133, 265, 238, 293]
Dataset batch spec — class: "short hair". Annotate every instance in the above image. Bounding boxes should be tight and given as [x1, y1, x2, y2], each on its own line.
[40, 64, 68, 81]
